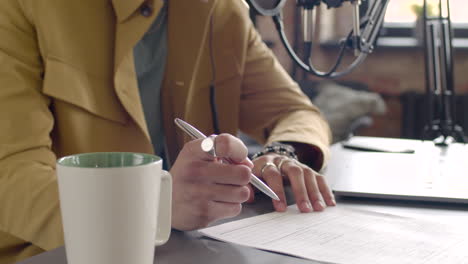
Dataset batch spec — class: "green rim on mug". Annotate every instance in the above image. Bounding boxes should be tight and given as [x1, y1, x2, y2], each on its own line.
[57, 152, 161, 168]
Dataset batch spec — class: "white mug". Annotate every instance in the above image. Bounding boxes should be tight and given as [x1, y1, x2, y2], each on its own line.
[57, 152, 172, 264]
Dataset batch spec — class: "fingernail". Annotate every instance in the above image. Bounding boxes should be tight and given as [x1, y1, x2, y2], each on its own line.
[301, 201, 313, 212]
[331, 198, 337, 206]
[313, 200, 325, 211]
[276, 202, 287, 211]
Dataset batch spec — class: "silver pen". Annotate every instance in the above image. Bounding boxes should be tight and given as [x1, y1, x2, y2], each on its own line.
[174, 118, 280, 201]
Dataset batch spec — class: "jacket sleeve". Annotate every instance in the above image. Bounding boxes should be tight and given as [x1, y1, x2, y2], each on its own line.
[0, 0, 64, 257]
[238, 17, 332, 168]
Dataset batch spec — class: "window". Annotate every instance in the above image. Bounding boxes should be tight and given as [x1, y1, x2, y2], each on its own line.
[385, 0, 466, 23]
[379, 0, 468, 47]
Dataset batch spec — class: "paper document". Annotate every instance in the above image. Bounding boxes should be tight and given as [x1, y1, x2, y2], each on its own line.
[200, 205, 468, 264]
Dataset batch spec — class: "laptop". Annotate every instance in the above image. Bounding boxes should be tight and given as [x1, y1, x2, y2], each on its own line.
[325, 136, 468, 204]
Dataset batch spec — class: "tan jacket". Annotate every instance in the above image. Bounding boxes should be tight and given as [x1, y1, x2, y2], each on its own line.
[0, 0, 331, 262]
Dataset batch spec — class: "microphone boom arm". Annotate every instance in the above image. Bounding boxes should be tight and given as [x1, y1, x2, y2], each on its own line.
[247, 0, 390, 78]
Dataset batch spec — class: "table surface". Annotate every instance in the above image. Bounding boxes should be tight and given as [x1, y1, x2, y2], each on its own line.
[18, 137, 468, 264]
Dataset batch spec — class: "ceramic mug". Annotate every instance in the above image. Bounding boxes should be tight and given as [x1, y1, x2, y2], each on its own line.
[57, 152, 172, 264]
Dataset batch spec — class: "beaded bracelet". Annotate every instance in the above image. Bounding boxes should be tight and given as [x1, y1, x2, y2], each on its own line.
[251, 142, 298, 160]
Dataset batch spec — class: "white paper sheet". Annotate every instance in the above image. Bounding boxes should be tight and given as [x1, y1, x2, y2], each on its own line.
[199, 205, 468, 264]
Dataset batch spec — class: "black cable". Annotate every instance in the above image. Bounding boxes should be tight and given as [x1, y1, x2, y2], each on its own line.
[208, 12, 221, 135]
[273, 14, 367, 79]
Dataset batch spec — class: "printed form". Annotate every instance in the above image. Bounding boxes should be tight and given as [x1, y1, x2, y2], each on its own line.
[200, 205, 468, 264]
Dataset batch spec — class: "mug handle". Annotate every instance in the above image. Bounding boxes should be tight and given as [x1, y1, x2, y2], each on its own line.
[155, 170, 172, 246]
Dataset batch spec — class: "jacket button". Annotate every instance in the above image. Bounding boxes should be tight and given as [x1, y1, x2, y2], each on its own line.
[140, 3, 153, 17]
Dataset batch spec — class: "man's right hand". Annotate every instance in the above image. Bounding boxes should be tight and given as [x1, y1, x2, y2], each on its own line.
[169, 133, 254, 230]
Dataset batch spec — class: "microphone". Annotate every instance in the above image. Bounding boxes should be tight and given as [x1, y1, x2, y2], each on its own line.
[321, 0, 363, 56]
[351, 0, 362, 56]
[321, 0, 362, 56]
[248, 0, 390, 78]
[297, 0, 321, 42]
[302, 8, 315, 43]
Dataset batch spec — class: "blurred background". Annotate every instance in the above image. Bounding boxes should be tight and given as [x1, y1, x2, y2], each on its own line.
[250, 0, 468, 142]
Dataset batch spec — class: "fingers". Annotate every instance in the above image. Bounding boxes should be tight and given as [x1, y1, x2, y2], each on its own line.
[184, 133, 253, 167]
[214, 134, 249, 164]
[171, 182, 248, 230]
[302, 167, 326, 211]
[188, 161, 251, 185]
[256, 162, 287, 212]
[171, 133, 254, 231]
[195, 183, 251, 203]
[277, 158, 314, 213]
[315, 172, 336, 206]
[246, 184, 255, 203]
[253, 154, 336, 214]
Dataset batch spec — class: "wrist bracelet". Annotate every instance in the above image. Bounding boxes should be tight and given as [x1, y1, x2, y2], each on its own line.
[251, 142, 298, 160]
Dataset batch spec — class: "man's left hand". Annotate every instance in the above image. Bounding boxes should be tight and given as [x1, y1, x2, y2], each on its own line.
[249, 154, 336, 212]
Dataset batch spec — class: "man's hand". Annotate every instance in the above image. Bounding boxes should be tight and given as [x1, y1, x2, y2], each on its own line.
[170, 134, 254, 231]
[250, 154, 336, 213]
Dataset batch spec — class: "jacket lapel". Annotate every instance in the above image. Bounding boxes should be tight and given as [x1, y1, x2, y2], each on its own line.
[112, 0, 163, 142]
[111, 0, 145, 23]
[162, 0, 217, 164]
[111, 0, 217, 163]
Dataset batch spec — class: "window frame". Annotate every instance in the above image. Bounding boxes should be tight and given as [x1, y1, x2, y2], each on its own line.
[377, 22, 468, 49]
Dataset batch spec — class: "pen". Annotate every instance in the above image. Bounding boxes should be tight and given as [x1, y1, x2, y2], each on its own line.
[174, 118, 280, 201]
